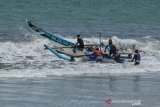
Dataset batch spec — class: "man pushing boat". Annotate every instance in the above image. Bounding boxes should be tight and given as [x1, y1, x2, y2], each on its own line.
[73, 34, 84, 53]
[131, 49, 141, 65]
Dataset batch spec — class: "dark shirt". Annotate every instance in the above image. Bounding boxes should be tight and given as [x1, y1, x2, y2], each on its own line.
[105, 44, 116, 56]
[131, 53, 141, 62]
[76, 37, 84, 48]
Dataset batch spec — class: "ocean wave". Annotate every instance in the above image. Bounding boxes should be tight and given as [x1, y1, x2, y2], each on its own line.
[0, 35, 160, 77]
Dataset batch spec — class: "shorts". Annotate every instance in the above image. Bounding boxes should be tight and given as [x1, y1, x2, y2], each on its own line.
[134, 60, 140, 65]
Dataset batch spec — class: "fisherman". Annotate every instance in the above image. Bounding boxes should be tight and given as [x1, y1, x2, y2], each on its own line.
[103, 39, 122, 62]
[73, 34, 84, 53]
[93, 47, 102, 56]
[92, 47, 103, 62]
[104, 39, 117, 58]
[131, 49, 141, 65]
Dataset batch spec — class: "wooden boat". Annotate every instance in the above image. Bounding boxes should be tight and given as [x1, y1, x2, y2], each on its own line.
[26, 20, 132, 62]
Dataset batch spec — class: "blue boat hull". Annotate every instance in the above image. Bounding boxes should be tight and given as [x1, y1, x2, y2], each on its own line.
[44, 44, 71, 61]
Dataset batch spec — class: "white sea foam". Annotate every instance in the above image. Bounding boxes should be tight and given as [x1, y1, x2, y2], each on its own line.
[0, 35, 160, 77]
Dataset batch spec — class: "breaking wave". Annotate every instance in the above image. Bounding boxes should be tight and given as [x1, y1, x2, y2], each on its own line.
[0, 34, 160, 77]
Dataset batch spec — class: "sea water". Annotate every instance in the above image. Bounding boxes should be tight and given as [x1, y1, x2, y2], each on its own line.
[0, 0, 160, 107]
